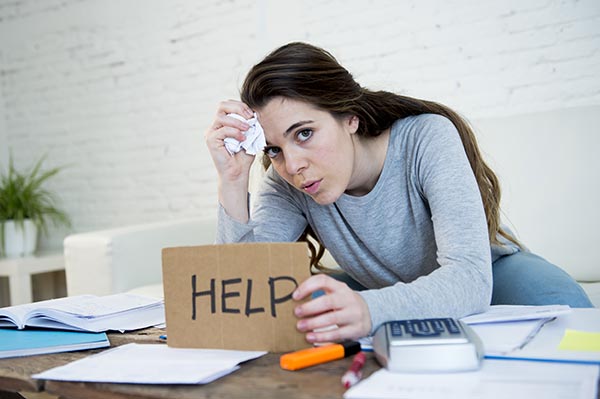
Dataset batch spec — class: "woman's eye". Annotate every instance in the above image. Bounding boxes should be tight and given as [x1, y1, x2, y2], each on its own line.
[296, 129, 313, 142]
[264, 146, 281, 159]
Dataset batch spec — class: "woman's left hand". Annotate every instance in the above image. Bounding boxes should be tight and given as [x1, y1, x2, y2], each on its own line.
[292, 274, 372, 343]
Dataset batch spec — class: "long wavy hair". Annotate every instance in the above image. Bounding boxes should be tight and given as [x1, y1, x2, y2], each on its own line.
[241, 42, 520, 271]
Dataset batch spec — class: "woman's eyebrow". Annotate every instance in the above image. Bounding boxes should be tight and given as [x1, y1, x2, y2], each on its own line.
[284, 120, 313, 137]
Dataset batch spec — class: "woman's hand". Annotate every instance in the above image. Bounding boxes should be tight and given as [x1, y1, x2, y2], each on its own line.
[204, 100, 256, 222]
[293, 274, 372, 343]
[204, 100, 256, 183]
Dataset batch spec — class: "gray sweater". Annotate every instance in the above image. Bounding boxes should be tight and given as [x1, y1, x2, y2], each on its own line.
[217, 114, 519, 333]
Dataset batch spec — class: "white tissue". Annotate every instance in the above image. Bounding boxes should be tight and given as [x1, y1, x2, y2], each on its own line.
[224, 113, 266, 156]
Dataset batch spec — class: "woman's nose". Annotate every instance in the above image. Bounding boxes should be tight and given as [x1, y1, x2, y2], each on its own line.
[284, 149, 308, 175]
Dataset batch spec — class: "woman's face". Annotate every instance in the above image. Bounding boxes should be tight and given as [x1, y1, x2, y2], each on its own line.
[257, 97, 359, 205]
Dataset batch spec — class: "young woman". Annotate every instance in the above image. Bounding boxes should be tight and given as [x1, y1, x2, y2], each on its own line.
[205, 42, 592, 344]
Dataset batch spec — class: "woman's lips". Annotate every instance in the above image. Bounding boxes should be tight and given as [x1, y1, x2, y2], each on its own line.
[303, 180, 321, 195]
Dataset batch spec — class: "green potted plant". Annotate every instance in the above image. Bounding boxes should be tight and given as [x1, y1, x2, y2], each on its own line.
[0, 155, 71, 257]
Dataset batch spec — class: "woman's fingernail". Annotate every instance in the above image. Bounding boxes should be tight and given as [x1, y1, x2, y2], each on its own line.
[294, 307, 302, 317]
[306, 333, 316, 342]
[297, 320, 306, 330]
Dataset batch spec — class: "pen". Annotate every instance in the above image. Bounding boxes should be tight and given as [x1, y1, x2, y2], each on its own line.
[280, 341, 361, 371]
[341, 351, 366, 389]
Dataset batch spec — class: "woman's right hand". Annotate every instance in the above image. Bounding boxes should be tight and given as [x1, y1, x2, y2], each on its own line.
[205, 100, 257, 223]
[204, 100, 256, 184]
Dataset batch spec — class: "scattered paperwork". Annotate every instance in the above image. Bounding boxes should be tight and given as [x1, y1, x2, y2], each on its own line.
[344, 359, 599, 399]
[483, 308, 600, 364]
[33, 343, 267, 384]
[348, 306, 600, 399]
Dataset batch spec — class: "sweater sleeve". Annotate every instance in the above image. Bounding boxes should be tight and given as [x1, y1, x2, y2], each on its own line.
[216, 168, 308, 244]
[359, 115, 492, 333]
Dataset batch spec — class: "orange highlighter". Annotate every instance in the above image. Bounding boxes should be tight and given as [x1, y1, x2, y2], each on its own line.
[280, 341, 361, 371]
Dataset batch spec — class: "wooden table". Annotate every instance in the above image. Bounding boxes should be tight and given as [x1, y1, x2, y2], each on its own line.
[5, 328, 598, 399]
[0, 328, 380, 399]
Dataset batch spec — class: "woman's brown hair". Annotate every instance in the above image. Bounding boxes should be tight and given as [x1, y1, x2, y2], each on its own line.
[241, 42, 520, 270]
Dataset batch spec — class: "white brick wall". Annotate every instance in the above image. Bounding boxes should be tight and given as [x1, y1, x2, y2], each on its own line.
[0, 0, 599, 249]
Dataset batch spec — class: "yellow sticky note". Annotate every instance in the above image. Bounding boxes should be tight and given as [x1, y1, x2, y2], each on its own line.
[558, 329, 600, 352]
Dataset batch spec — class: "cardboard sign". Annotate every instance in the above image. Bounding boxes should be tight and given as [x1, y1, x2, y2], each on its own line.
[162, 242, 311, 352]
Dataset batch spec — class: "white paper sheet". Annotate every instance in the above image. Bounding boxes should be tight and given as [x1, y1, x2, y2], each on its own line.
[344, 359, 599, 399]
[469, 318, 550, 355]
[460, 304, 571, 324]
[33, 343, 267, 384]
[491, 308, 600, 364]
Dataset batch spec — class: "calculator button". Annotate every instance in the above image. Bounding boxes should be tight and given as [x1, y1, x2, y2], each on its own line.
[430, 319, 446, 333]
[403, 321, 415, 334]
[390, 322, 403, 337]
[414, 320, 430, 332]
[443, 318, 461, 334]
[409, 320, 438, 336]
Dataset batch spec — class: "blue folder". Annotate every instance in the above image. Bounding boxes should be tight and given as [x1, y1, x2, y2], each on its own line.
[0, 328, 110, 359]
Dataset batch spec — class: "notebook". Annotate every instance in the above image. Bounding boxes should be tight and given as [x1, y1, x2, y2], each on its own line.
[0, 328, 109, 359]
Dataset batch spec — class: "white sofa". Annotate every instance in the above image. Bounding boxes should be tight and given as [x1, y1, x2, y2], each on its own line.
[472, 105, 599, 306]
[64, 218, 217, 298]
[63, 106, 600, 306]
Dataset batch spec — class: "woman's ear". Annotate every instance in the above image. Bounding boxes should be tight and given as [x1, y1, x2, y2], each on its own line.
[347, 115, 359, 134]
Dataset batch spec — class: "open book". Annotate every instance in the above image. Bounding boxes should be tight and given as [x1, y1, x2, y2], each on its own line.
[0, 293, 165, 332]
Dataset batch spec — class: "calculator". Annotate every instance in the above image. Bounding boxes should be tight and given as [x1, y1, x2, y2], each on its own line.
[372, 317, 483, 373]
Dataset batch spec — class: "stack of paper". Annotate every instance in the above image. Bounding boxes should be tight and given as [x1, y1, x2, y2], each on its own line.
[480, 309, 600, 364]
[33, 343, 267, 384]
[0, 293, 164, 332]
[348, 306, 600, 399]
[461, 305, 600, 365]
[0, 329, 109, 359]
[460, 305, 572, 356]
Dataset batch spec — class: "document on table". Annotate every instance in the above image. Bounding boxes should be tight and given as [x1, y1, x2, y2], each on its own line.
[33, 343, 267, 384]
[486, 308, 600, 364]
[469, 318, 550, 355]
[344, 359, 599, 399]
[463, 307, 600, 364]
[460, 304, 571, 324]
